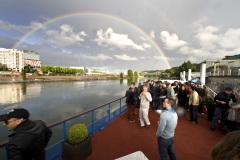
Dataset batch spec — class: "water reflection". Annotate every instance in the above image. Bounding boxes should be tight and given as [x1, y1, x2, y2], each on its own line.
[120, 79, 123, 84]
[22, 83, 27, 95]
[0, 84, 24, 105]
[0, 80, 131, 143]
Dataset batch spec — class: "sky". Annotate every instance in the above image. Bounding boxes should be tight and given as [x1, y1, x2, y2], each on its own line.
[0, 0, 240, 73]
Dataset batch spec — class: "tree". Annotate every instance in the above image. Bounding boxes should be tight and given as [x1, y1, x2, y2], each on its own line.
[33, 71, 39, 76]
[134, 71, 138, 78]
[120, 72, 124, 79]
[40, 65, 51, 74]
[127, 69, 133, 78]
[0, 63, 8, 71]
[21, 69, 26, 80]
[24, 64, 33, 73]
[40, 65, 84, 75]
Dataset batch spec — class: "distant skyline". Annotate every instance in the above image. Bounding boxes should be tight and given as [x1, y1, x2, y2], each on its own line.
[1, 0, 240, 73]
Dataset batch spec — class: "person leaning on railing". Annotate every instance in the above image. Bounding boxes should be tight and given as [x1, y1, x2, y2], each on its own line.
[0, 108, 52, 160]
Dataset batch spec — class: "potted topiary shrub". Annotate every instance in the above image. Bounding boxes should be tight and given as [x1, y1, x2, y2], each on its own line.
[62, 124, 92, 160]
[202, 96, 215, 121]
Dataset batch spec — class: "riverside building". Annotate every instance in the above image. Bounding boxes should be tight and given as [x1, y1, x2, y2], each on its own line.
[0, 48, 41, 72]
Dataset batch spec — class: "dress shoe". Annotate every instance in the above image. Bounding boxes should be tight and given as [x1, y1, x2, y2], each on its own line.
[145, 124, 150, 129]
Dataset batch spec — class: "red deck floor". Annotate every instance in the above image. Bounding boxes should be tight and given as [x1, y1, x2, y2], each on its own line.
[86, 108, 227, 160]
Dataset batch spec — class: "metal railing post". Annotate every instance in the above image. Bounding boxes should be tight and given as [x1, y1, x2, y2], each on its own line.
[63, 122, 67, 139]
[120, 98, 122, 113]
[108, 104, 111, 122]
[92, 110, 94, 135]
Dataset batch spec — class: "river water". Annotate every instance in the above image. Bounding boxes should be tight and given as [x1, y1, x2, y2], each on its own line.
[0, 79, 136, 143]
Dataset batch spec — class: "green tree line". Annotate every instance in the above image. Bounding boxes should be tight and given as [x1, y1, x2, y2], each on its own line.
[40, 65, 84, 75]
[165, 61, 196, 77]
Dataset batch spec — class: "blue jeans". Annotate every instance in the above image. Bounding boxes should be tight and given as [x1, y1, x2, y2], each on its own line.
[158, 137, 176, 160]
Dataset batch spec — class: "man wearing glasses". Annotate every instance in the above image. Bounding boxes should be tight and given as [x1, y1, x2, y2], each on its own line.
[0, 108, 52, 160]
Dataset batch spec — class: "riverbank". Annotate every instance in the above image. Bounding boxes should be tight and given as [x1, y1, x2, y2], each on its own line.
[0, 75, 120, 84]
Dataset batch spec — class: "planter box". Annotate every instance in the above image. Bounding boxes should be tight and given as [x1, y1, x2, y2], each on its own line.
[62, 137, 92, 160]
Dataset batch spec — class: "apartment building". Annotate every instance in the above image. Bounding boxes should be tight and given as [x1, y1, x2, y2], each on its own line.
[0, 48, 41, 72]
[0, 48, 24, 72]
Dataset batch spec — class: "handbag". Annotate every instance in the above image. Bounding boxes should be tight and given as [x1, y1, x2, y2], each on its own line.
[227, 108, 235, 121]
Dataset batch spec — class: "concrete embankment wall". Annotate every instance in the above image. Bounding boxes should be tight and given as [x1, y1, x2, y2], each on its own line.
[0, 75, 120, 84]
[208, 76, 240, 100]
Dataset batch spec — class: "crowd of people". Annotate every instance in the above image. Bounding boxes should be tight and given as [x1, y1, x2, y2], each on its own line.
[126, 80, 209, 125]
[125, 79, 239, 160]
[0, 79, 238, 160]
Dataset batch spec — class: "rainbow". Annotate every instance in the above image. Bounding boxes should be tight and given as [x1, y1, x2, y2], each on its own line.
[13, 12, 171, 68]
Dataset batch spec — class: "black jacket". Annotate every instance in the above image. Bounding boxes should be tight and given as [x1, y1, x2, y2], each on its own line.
[214, 92, 236, 110]
[126, 90, 135, 105]
[6, 120, 52, 160]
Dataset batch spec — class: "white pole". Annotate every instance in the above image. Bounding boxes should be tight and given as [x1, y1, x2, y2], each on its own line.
[213, 63, 216, 76]
[228, 63, 230, 76]
[200, 63, 206, 85]
[180, 72, 183, 81]
[183, 71, 186, 81]
[188, 69, 192, 81]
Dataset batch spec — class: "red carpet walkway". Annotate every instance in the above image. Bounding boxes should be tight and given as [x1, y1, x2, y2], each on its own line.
[87, 108, 227, 160]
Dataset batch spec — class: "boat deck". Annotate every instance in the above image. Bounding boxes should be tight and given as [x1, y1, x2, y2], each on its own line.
[86, 108, 227, 160]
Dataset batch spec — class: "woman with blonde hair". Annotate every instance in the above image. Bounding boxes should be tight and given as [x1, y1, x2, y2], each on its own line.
[211, 130, 240, 160]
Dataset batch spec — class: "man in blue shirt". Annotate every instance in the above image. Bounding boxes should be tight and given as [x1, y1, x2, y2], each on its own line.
[156, 98, 178, 160]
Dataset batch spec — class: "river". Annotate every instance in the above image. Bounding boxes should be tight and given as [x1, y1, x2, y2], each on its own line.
[0, 79, 138, 143]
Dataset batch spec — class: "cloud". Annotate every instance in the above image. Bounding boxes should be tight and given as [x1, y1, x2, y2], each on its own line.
[150, 30, 155, 39]
[79, 53, 112, 61]
[218, 28, 240, 49]
[142, 43, 152, 49]
[192, 20, 240, 58]
[153, 56, 184, 61]
[94, 28, 145, 51]
[160, 31, 187, 50]
[45, 24, 87, 47]
[139, 36, 146, 41]
[179, 46, 212, 57]
[194, 25, 220, 50]
[114, 54, 138, 61]
[0, 19, 43, 34]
